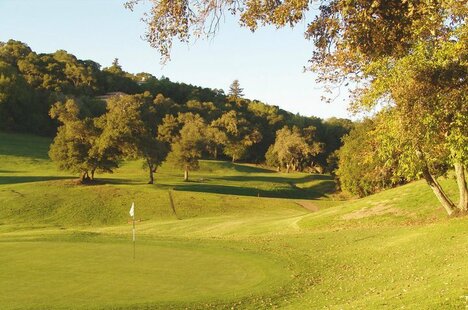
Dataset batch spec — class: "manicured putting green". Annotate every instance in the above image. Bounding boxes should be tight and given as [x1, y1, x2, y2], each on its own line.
[0, 239, 289, 309]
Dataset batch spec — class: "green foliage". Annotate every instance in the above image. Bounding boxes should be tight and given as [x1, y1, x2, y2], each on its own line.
[350, 30, 467, 212]
[265, 144, 280, 169]
[211, 110, 262, 162]
[102, 58, 140, 94]
[205, 125, 226, 159]
[48, 99, 119, 181]
[167, 114, 207, 179]
[0, 40, 226, 136]
[141, 75, 226, 107]
[268, 126, 323, 173]
[336, 115, 407, 197]
[98, 93, 170, 183]
[320, 117, 354, 172]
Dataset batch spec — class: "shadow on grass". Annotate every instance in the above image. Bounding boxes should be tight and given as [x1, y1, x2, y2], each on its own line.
[98, 177, 146, 185]
[213, 174, 332, 184]
[0, 175, 71, 185]
[174, 181, 336, 199]
[200, 160, 274, 174]
[230, 163, 274, 174]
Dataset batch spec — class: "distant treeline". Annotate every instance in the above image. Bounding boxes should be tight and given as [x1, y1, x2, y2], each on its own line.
[0, 39, 353, 174]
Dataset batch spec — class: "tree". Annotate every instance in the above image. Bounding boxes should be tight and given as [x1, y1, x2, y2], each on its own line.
[205, 125, 226, 159]
[49, 98, 119, 182]
[228, 79, 244, 100]
[167, 115, 207, 181]
[321, 118, 354, 172]
[336, 114, 406, 197]
[359, 42, 467, 214]
[270, 126, 322, 173]
[0, 61, 36, 132]
[265, 144, 280, 171]
[0, 39, 32, 65]
[102, 59, 140, 94]
[300, 125, 325, 172]
[0, 40, 107, 135]
[99, 93, 169, 184]
[211, 110, 262, 162]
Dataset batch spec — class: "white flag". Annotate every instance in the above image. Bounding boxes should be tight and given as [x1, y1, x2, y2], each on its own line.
[129, 202, 135, 217]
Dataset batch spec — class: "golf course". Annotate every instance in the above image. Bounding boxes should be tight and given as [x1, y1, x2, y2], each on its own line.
[1, 132, 467, 309]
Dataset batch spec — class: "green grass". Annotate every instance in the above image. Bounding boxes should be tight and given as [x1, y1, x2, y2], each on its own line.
[0, 236, 290, 309]
[0, 132, 467, 309]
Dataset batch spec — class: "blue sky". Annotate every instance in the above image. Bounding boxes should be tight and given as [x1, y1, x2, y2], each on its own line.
[0, 0, 351, 119]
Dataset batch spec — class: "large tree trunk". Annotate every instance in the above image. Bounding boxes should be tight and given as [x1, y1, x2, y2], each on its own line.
[454, 163, 468, 211]
[421, 165, 457, 216]
[90, 169, 95, 180]
[214, 148, 218, 160]
[286, 163, 290, 173]
[184, 166, 189, 181]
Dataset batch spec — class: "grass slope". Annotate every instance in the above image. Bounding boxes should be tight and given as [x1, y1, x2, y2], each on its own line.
[0, 132, 467, 309]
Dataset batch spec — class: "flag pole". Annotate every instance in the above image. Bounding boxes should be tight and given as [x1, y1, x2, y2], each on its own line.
[132, 208, 135, 261]
[129, 202, 135, 261]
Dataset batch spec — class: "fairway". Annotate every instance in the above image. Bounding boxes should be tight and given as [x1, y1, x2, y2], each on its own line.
[1, 133, 467, 309]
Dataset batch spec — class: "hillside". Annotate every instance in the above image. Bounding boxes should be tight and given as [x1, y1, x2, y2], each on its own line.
[0, 132, 467, 309]
[0, 40, 353, 168]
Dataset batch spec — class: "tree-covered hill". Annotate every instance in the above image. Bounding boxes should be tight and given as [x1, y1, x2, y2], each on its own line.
[0, 39, 353, 169]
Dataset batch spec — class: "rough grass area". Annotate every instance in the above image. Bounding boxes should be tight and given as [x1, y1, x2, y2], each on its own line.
[0, 132, 467, 309]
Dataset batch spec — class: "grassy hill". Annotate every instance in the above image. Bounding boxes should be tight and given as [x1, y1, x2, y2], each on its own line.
[0, 132, 467, 309]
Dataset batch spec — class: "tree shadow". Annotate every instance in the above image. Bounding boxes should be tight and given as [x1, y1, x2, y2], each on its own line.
[97, 177, 152, 185]
[200, 161, 274, 174]
[230, 163, 275, 174]
[174, 180, 336, 199]
[213, 174, 332, 184]
[0, 175, 71, 185]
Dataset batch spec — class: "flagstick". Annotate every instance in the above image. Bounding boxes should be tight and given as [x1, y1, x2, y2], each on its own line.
[132, 212, 135, 260]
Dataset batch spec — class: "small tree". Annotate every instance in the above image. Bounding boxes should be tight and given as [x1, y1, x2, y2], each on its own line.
[228, 79, 244, 100]
[167, 115, 207, 181]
